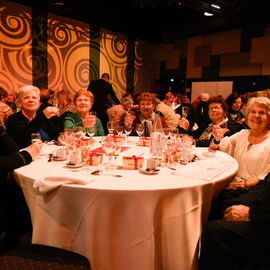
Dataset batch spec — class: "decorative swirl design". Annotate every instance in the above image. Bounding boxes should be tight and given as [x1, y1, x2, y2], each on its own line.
[63, 44, 90, 91]
[102, 32, 127, 65]
[48, 19, 72, 48]
[0, 6, 32, 48]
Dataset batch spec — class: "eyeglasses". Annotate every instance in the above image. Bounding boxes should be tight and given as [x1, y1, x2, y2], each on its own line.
[209, 106, 222, 112]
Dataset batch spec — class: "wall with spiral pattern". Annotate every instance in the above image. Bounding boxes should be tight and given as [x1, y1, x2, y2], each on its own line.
[0, 1, 144, 99]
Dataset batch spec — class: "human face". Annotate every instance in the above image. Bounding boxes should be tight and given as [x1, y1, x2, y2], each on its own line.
[6, 91, 16, 103]
[20, 90, 40, 112]
[139, 100, 154, 119]
[75, 94, 92, 114]
[247, 103, 269, 132]
[208, 102, 225, 124]
[231, 98, 242, 112]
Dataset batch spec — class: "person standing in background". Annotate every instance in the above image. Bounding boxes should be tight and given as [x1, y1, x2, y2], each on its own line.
[88, 73, 120, 134]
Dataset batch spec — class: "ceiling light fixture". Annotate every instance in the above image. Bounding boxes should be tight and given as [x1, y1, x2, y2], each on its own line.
[204, 12, 214, 16]
[211, 3, 221, 9]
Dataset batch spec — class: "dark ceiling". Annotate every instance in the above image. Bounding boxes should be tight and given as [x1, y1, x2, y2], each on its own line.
[10, 0, 270, 43]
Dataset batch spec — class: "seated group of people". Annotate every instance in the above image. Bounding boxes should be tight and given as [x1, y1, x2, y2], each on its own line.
[1, 84, 270, 269]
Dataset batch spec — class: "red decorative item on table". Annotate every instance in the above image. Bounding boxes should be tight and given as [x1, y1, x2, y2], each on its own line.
[122, 155, 144, 170]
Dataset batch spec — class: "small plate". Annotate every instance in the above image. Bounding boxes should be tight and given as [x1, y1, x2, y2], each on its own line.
[52, 156, 66, 161]
[66, 162, 84, 168]
[202, 151, 216, 158]
[139, 168, 159, 175]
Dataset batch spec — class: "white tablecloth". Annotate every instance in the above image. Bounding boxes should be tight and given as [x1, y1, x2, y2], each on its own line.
[13, 137, 238, 270]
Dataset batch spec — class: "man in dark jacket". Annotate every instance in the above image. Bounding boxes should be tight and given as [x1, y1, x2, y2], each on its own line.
[199, 171, 270, 270]
[88, 73, 120, 133]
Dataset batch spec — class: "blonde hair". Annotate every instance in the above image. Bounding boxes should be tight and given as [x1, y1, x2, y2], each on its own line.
[245, 96, 270, 129]
[17, 85, 40, 105]
[245, 97, 270, 118]
[73, 89, 94, 104]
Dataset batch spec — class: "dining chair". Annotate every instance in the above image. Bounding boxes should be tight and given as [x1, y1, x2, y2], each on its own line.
[0, 243, 91, 270]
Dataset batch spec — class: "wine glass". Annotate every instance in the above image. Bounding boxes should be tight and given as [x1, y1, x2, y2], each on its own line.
[72, 126, 84, 140]
[107, 121, 115, 135]
[163, 128, 170, 140]
[115, 125, 124, 136]
[101, 136, 117, 170]
[85, 126, 96, 138]
[136, 123, 144, 138]
[182, 106, 189, 119]
[169, 128, 178, 139]
[124, 124, 132, 142]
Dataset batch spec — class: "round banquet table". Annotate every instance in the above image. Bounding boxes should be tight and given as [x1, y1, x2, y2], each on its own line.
[13, 137, 238, 270]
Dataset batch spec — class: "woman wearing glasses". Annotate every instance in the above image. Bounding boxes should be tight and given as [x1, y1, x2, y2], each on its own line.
[192, 96, 230, 147]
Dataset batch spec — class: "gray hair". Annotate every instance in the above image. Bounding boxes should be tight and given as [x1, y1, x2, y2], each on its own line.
[120, 96, 133, 105]
[244, 97, 270, 128]
[17, 85, 40, 105]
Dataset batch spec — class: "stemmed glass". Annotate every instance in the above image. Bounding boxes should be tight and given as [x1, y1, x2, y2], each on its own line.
[101, 136, 117, 170]
[115, 125, 124, 136]
[136, 123, 144, 138]
[170, 128, 178, 139]
[163, 128, 170, 140]
[85, 126, 96, 138]
[107, 121, 115, 135]
[182, 106, 189, 119]
[124, 124, 132, 142]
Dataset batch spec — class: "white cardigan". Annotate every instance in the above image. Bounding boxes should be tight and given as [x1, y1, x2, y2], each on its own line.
[220, 129, 270, 183]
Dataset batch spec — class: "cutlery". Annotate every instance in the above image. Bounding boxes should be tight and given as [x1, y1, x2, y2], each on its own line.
[91, 170, 122, 177]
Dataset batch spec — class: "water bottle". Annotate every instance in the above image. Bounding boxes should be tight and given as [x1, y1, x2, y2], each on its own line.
[150, 113, 163, 160]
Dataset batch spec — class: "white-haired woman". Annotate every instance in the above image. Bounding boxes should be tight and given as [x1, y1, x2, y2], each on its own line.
[6, 85, 59, 148]
[209, 96, 270, 219]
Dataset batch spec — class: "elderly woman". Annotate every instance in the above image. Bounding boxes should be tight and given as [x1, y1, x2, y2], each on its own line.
[63, 89, 104, 136]
[192, 96, 230, 147]
[225, 92, 249, 135]
[6, 85, 59, 148]
[124, 92, 168, 136]
[209, 96, 270, 219]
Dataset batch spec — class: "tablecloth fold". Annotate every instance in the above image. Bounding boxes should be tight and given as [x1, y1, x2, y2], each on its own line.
[33, 169, 95, 194]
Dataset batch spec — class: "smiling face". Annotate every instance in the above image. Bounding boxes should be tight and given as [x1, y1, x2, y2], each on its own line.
[208, 102, 226, 124]
[247, 103, 269, 132]
[6, 90, 16, 103]
[231, 97, 242, 112]
[139, 100, 154, 119]
[75, 94, 92, 114]
[20, 90, 40, 113]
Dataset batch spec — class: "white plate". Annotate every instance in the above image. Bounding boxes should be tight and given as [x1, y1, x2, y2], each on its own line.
[52, 156, 66, 161]
[202, 151, 216, 158]
[139, 168, 159, 175]
[66, 162, 84, 168]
